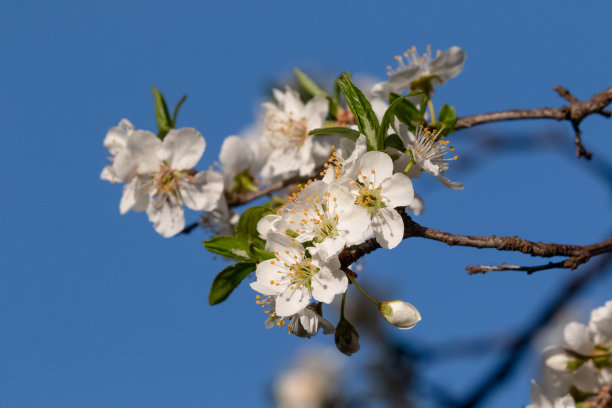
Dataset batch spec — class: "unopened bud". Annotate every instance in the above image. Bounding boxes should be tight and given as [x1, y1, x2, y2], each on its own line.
[335, 317, 360, 356]
[379, 300, 421, 329]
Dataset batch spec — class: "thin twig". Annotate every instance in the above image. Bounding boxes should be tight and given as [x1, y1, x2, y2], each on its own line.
[339, 209, 612, 272]
[453, 254, 612, 408]
[456, 85, 612, 159]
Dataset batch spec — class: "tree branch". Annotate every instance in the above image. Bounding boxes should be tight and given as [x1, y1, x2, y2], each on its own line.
[455, 85, 612, 159]
[339, 209, 612, 272]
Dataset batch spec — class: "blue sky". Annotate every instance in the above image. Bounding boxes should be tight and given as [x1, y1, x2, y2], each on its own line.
[1, 1, 611, 407]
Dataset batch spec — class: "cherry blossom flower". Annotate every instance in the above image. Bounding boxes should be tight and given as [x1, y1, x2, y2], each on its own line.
[250, 232, 347, 317]
[259, 87, 329, 183]
[278, 180, 370, 260]
[397, 124, 463, 190]
[371, 45, 466, 98]
[347, 151, 415, 249]
[109, 127, 224, 237]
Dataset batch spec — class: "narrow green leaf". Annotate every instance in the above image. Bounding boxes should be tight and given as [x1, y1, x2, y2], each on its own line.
[385, 134, 406, 151]
[389, 93, 421, 128]
[236, 206, 275, 241]
[208, 262, 256, 305]
[151, 86, 173, 140]
[309, 126, 361, 142]
[437, 104, 458, 132]
[203, 236, 253, 261]
[377, 94, 419, 147]
[336, 73, 380, 150]
[172, 94, 187, 127]
[294, 68, 339, 117]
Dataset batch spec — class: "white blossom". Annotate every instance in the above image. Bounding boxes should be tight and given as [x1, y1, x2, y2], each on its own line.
[397, 124, 463, 190]
[371, 45, 466, 98]
[107, 126, 224, 237]
[259, 87, 329, 183]
[250, 232, 347, 317]
[348, 151, 415, 249]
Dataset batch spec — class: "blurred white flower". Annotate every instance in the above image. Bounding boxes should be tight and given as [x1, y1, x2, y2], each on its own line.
[371, 45, 466, 98]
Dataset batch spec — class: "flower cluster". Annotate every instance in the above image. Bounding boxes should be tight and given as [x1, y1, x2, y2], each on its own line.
[101, 46, 467, 350]
[528, 300, 612, 407]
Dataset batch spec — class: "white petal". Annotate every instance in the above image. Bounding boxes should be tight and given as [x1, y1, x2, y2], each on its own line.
[100, 166, 119, 183]
[310, 257, 347, 304]
[252, 259, 287, 295]
[103, 120, 132, 156]
[381, 173, 414, 208]
[282, 87, 305, 119]
[304, 97, 329, 129]
[437, 175, 464, 190]
[564, 322, 593, 355]
[159, 128, 206, 170]
[126, 130, 162, 174]
[120, 178, 149, 214]
[146, 195, 185, 238]
[387, 64, 423, 95]
[275, 286, 310, 317]
[265, 232, 303, 262]
[372, 208, 404, 249]
[358, 151, 393, 185]
[529, 380, 553, 408]
[219, 136, 253, 174]
[428, 46, 466, 83]
[257, 214, 281, 237]
[406, 193, 425, 215]
[180, 171, 224, 211]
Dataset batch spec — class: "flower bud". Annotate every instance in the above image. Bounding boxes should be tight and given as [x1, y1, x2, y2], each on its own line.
[379, 300, 421, 329]
[335, 317, 360, 356]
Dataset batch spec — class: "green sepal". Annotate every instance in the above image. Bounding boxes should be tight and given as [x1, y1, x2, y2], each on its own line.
[385, 134, 406, 151]
[294, 68, 339, 117]
[202, 236, 253, 261]
[309, 126, 361, 142]
[435, 104, 458, 135]
[566, 358, 586, 371]
[409, 75, 440, 97]
[172, 94, 187, 126]
[152, 86, 173, 140]
[208, 262, 256, 305]
[251, 246, 275, 262]
[233, 169, 258, 193]
[336, 72, 380, 151]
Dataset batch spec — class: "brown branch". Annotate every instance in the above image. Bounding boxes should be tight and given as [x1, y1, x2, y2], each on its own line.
[455, 85, 612, 159]
[466, 261, 567, 275]
[339, 209, 612, 272]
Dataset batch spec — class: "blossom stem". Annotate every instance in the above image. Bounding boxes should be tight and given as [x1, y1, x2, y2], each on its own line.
[428, 99, 436, 123]
[403, 153, 416, 175]
[347, 274, 381, 308]
[340, 292, 346, 318]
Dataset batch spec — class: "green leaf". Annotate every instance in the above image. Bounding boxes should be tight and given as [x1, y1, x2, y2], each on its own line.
[385, 134, 406, 151]
[436, 104, 458, 134]
[294, 68, 339, 118]
[309, 126, 361, 142]
[336, 73, 380, 151]
[202, 236, 253, 261]
[236, 206, 275, 241]
[377, 94, 420, 147]
[151, 86, 173, 140]
[208, 262, 256, 305]
[389, 93, 421, 128]
[172, 94, 187, 126]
